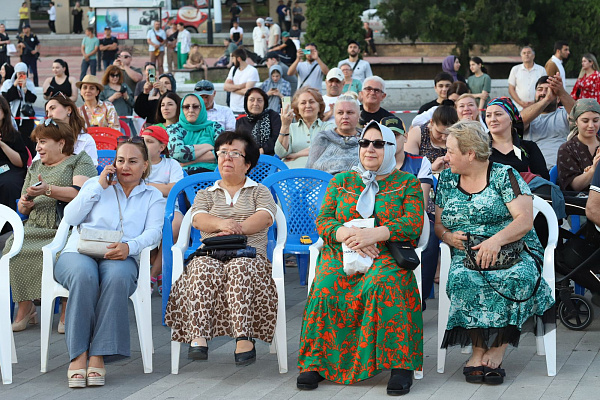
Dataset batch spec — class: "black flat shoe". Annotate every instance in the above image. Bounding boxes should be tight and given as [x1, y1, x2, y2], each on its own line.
[463, 365, 484, 383]
[483, 366, 505, 385]
[297, 371, 324, 390]
[234, 337, 256, 366]
[387, 369, 412, 396]
[188, 344, 208, 361]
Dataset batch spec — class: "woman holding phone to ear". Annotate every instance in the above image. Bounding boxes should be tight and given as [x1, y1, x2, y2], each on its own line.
[3, 120, 96, 333]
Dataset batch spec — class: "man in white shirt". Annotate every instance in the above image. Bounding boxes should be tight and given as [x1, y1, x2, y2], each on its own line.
[508, 46, 546, 110]
[287, 43, 329, 92]
[545, 41, 570, 89]
[265, 17, 281, 50]
[176, 22, 191, 70]
[337, 40, 372, 83]
[322, 68, 344, 122]
[224, 48, 260, 113]
[147, 20, 167, 74]
[230, 20, 244, 46]
[195, 80, 237, 131]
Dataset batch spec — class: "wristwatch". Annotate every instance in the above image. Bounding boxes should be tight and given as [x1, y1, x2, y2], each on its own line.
[46, 184, 52, 196]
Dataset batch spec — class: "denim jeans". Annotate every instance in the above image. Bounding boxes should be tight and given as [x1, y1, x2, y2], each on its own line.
[80, 59, 97, 80]
[54, 252, 138, 360]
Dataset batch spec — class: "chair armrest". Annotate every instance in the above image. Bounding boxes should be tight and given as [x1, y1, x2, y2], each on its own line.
[272, 206, 287, 280]
[41, 219, 71, 284]
[171, 210, 193, 283]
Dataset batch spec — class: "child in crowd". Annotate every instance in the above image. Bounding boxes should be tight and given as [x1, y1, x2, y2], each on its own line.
[261, 64, 292, 113]
[418, 72, 454, 114]
[140, 126, 184, 294]
[183, 44, 209, 80]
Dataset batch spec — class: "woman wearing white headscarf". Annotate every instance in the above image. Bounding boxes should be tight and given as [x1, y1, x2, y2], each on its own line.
[252, 18, 269, 58]
[1, 62, 38, 155]
[296, 121, 425, 396]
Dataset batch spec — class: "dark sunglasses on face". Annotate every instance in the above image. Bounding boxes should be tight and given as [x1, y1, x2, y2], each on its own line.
[183, 104, 200, 110]
[358, 139, 394, 149]
[109, 74, 120, 78]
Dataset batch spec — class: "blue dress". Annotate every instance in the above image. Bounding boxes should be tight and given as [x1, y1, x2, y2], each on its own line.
[435, 162, 555, 348]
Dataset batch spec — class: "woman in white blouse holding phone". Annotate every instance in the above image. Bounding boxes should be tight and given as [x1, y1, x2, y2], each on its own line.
[53, 136, 165, 388]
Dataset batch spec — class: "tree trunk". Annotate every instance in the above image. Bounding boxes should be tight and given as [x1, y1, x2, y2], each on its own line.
[250, 0, 257, 15]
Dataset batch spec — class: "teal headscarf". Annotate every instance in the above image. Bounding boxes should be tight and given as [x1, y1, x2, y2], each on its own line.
[178, 93, 214, 132]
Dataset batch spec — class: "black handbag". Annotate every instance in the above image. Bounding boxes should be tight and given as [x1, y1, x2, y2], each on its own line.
[202, 234, 247, 250]
[184, 234, 254, 265]
[387, 241, 420, 270]
[20, 102, 35, 117]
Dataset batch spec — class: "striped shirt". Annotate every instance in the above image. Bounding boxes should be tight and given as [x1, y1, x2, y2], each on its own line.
[190, 178, 277, 256]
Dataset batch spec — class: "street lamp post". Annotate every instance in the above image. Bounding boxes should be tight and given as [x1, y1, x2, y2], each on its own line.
[207, 0, 213, 44]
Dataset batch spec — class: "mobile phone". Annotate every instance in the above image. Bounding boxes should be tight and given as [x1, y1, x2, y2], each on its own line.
[302, 49, 311, 55]
[282, 96, 291, 111]
[120, 85, 127, 93]
[148, 67, 156, 84]
[25, 181, 43, 201]
[107, 160, 117, 183]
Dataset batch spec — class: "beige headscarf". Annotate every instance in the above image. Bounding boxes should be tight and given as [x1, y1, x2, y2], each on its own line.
[567, 98, 600, 140]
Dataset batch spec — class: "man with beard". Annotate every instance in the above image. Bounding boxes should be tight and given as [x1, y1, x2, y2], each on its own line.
[545, 41, 570, 89]
[195, 80, 237, 131]
[224, 48, 259, 113]
[288, 43, 329, 92]
[337, 40, 372, 83]
[521, 75, 575, 169]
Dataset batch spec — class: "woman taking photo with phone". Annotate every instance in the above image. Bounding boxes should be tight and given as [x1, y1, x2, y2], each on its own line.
[3, 120, 96, 333]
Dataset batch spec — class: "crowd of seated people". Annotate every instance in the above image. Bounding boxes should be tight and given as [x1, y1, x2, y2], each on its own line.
[2, 34, 600, 396]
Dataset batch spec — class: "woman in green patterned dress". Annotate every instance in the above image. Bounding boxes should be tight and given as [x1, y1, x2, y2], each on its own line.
[297, 120, 424, 396]
[4, 120, 97, 332]
[434, 120, 555, 385]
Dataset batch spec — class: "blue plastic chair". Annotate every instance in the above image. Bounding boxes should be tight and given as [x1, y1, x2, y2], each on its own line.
[96, 150, 116, 175]
[549, 165, 558, 185]
[261, 168, 333, 286]
[161, 171, 221, 321]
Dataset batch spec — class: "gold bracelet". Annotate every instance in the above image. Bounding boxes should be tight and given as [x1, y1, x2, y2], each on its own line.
[441, 230, 450, 242]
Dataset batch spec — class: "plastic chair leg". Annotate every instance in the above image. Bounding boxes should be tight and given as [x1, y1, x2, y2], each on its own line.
[171, 339, 181, 374]
[40, 293, 57, 373]
[297, 254, 309, 286]
[131, 290, 153, 373]
[543, 328, 557, 376]
[1, 279, 14, 384]
[9, 289, 14, 323]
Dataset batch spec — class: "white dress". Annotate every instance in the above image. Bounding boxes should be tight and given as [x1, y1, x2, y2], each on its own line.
[253, 26, 269, 58]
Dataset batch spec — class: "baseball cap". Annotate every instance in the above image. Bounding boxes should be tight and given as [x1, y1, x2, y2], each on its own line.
[140, 125, 169, 145]
[194, 80, 215, 95]
[265, 17, 274, 24]
[326, 68, 344, 82]
[281, 31, 290, 38]
[380, 116, 406, 136]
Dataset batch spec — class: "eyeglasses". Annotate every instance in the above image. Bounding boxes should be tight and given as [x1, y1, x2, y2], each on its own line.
[214, 150, 245, 159]
[358, 139, 394, 149]
[51, 91, 67, 100]
[363, 87, 383, 94]
[117, 136, 145, 145]
[183, 104, 201, 111]
[43, 118, 58, 127]
[109, 74, 120, 78]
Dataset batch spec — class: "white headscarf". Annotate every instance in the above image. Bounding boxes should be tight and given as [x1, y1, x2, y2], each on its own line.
[256, 18, 265, 26]
[352, 120, 397, 218]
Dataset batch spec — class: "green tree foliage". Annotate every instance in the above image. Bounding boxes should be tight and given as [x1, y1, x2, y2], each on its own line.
[304, 0, 369, 67]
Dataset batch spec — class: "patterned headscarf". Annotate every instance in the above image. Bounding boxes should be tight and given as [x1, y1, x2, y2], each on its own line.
[243, 88, 272, 149]
[352, 120, 397, 218]
[487, 96, 524, 138]
[568, 98, 600, 140]
[442, 56, 458, 82]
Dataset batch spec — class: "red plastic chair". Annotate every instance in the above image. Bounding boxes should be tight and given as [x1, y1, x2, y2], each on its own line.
[87, 127, 122, 139]
[92, 135, 117, 150]
[119, 119, 132, 137]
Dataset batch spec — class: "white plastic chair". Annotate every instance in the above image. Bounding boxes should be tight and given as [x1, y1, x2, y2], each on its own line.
[40, 218, 157, 374]
[437, 195, 558, 376]
[0, 205, 25, 385]
[170, 206, 288, 374]
[307, 211, 430, 380]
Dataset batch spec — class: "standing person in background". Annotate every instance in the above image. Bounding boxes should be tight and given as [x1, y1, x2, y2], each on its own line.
[113, 50, 143, 93]
[508, 46, 546, 110]
[17, 24, 40, 87]
[253, 18, 268, 59]
[229, 20, 244, 47]
[147, 20, 166, 75]
[468, 57, 492, 111]
[288, 43, 329, 93]
[276, 1, 287, 28]
[42, 59, 78, 102]
[571, 53, 600, 103]
[443, 55, 466, 83]
[292, 2, 304, 30]
[337, 40, 372, 83]
[265, 17, 280, 50]
[0, 24, 11, 67]
[80, 28, 99, 81]
[72, 2, 83, 34]
[165, 19, 178, 73]
[87, 8, 95, 32]
[363, 22, 377, 56]
[229, 1, 242, 28]
[224, 48, 260, 114]
[176, 22, 191, 70]
[18, 2, 29, 34]
[47, 2, 56, 34]
[545, 41, 570, 88]
[99, 27, 119, 70]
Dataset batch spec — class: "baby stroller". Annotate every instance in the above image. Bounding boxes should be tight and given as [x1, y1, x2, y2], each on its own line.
[554, 221, 600, 330]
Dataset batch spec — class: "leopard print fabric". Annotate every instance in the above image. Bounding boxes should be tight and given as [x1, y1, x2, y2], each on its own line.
[165, 255, 278, 343]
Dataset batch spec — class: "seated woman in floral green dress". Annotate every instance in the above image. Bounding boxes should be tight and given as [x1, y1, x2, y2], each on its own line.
[434, 120, 555, 385]
[297, 121, 424, 396]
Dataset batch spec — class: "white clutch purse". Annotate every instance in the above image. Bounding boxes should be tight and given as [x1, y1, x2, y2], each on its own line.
[76, 186, 124, 258]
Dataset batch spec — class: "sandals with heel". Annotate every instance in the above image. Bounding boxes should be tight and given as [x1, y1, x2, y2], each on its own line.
[87, 367, 106, 386]
[67, 369, 87, 388]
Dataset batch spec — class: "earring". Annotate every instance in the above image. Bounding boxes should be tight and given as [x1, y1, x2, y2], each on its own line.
[67, 112, 71, 117]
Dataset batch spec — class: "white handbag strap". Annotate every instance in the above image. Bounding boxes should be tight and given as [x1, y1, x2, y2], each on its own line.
[113, 185, 124, 233]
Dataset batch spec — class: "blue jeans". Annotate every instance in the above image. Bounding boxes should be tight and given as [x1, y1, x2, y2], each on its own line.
[80, 59, 97, 80]
[54, 252, 138, 361]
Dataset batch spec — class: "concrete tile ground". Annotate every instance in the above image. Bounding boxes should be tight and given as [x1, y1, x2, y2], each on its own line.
[1, 266, 600, 399]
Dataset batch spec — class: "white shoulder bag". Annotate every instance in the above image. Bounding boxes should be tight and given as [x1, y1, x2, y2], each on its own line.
[77, 186, 124, 258]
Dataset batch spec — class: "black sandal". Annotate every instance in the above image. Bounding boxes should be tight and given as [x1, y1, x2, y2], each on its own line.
[387, 369, 413, 396]
[483, 366, 505, 385]
[463, 365, 484, 383]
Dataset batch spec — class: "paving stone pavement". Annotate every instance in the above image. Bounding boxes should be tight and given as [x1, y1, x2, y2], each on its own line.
[1, 267, 600, 399]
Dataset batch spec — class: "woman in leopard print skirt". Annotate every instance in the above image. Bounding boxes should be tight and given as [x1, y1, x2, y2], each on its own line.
[165, 130, 278, 366]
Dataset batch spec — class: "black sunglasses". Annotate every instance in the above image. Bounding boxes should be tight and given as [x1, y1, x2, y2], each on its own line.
[117, 136, 145, 145]
[44, 118, 58, 127]
[358, 139, 394, 149]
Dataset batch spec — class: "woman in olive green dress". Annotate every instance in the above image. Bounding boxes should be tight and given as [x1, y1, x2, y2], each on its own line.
[4, 120, 97, 332]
